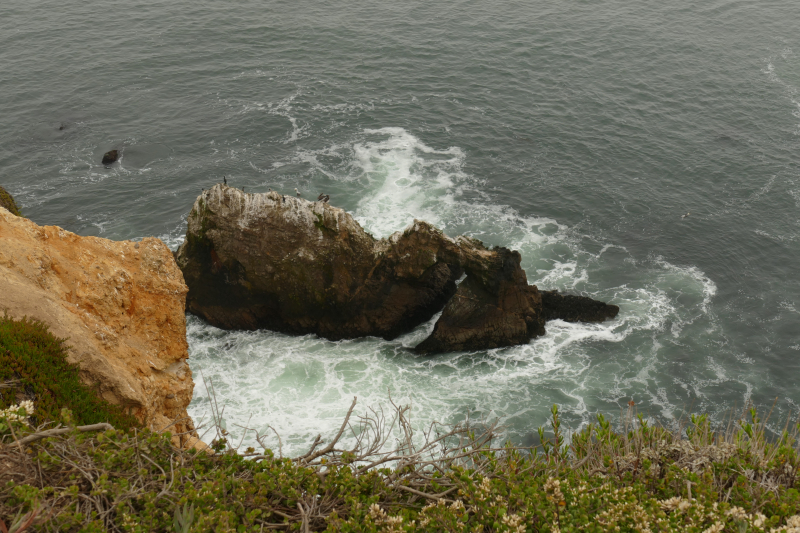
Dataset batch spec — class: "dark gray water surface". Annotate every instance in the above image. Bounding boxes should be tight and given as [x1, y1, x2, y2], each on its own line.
[2, 0, 799, 452]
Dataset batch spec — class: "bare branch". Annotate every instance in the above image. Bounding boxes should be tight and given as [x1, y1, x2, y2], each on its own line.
[16, 424, 114, 446]
[294, 397, 357, 464]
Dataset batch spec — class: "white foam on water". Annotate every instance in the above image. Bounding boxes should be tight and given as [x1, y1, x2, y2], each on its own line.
[349, 127, 466, 237]
[186, 127, 738, 453]
[762, 53, 800, 135]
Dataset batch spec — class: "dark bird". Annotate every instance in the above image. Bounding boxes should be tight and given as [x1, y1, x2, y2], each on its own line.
[322, 194, 330, 203]
[223, 176, 227, 185]
[317, 193, 325, 201]
[295, 188, 302, 198]
[681, 212, 690, 219]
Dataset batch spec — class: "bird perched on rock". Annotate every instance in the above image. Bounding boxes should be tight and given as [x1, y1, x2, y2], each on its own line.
[295, 188, 302, 197]
[223, 176, 227, 185]
[317, 193, 331, 203]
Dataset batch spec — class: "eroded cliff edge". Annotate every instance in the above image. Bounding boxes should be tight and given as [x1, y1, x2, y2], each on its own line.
[0, 206, 198, 447]
[176, 185, 619, 352]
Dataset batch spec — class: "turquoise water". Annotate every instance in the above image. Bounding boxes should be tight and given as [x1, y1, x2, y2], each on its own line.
[2, 0, 799, 453]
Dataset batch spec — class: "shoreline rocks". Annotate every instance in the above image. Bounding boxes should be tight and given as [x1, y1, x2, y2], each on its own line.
[541, 290, 619, 323]
[0, 206, 199, 448]
[176, 185, 618, 353]
[176, 185, 468, 340]
[414, 247, 545, 353]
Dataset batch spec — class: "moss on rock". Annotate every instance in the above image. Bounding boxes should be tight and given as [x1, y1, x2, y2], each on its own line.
[0, 185, 21, 217]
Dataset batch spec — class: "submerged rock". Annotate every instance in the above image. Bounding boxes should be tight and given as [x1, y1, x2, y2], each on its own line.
[176, 185, 618, 352]
[101, 149, 119, 165]
[0, 208, 199, 448]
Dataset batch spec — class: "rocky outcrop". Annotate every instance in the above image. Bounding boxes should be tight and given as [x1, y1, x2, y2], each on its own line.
[102, 149, 119, 165]
[0, 207, 199, 448]
[414, 248, 545, 353]
[540, 290, 619, 323]
[0, 186, 21, 217]
[176, 185, 471, 340]
[176, 185, 618, 353]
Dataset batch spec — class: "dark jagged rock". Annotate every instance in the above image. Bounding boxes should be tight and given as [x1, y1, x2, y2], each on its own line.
[540, 290, 619, 323]
[414, 248, 545, 354]
[102, 149, 119, 165]
[0, 185, 21, 217]
[175, 185, 618, 352]
[176, 185, 470, 340]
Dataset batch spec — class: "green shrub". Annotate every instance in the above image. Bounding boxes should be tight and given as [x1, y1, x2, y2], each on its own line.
[3, 317, 800, 531]
[0, 185, 22, 216]
[0, 314, 139, 431]
[3, 400, 800, 532]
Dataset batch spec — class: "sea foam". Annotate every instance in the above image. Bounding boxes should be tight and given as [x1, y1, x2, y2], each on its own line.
[185, 127, 732, 455]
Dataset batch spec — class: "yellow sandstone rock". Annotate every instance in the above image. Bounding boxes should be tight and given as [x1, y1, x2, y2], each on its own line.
[0, 206, 199, 448]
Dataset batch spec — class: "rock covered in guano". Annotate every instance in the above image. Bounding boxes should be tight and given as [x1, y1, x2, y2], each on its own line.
[176, 184, 618, 352]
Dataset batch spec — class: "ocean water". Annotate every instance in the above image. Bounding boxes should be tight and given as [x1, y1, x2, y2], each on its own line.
[2, 0, 799, 454]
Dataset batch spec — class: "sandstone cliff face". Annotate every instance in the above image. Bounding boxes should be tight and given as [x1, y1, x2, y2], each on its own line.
[0, 207, 197, 447]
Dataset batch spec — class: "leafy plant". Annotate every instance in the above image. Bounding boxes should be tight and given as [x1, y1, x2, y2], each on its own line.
[0, 315, 139, 433]
[3, 397, 800, 532]
[173, 503, 195, 533]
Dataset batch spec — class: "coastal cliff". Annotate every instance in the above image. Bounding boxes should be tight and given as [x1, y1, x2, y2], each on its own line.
[0, 206, 198, 447]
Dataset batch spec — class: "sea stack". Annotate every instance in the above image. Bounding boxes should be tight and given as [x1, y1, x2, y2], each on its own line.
[175, 185, 619, 352]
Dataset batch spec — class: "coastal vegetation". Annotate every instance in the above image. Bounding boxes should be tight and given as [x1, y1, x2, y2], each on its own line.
[0, 186, 21, 217]
[3, 331, 800, 532]
[0, 315, 139, 432]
